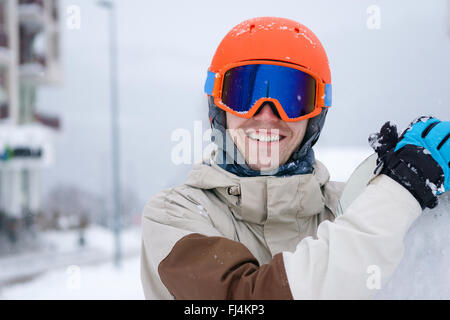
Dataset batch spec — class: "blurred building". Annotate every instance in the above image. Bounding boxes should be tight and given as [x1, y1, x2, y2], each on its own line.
[0, 0, 61, 243]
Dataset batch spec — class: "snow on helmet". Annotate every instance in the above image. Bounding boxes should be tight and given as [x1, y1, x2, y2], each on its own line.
[209, 16, 331, 84]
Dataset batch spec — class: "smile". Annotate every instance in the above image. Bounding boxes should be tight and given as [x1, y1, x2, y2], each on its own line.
[245, 130, 286, 142]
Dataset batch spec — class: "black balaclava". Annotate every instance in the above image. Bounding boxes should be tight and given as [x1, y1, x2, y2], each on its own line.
[208, 96, 328, 177]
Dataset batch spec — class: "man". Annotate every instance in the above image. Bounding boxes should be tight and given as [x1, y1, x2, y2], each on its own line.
[141, 17, 449, 299]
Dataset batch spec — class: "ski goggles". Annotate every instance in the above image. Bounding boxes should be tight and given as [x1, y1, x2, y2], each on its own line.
[204, 60, 332, 122]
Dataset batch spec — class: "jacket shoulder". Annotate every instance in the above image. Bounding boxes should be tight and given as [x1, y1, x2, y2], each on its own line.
[144, 184, 210, 222]
[142, 183, 237, 238]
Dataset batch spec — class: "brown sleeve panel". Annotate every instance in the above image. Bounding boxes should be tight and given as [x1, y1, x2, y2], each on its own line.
[158, 233, 293, 300]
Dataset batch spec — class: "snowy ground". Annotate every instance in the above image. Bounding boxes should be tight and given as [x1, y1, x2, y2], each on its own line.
[1, 255, 143, 300]
[0, 226, 143, 300]
[1, 146, 449, 299]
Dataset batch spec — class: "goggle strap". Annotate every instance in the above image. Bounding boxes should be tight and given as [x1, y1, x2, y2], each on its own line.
[204, 70, 216, 95]
[324, 84, 332, 107]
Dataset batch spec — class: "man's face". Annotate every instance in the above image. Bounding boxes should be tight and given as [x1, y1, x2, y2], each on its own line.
[226, 103, 309, 171]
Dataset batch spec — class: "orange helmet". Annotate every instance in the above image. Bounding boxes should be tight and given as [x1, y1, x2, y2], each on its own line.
[208, 16, 331, 85]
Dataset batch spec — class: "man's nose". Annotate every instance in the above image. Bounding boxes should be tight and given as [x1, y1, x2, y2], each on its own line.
[253, 102, 281, 121]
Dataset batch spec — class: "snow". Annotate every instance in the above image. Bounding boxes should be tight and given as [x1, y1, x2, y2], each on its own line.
[297, 31, 316, 47]
[404, 115, 435, 132]
[1, 255, 143, 300]
[407, 163, 419, 175]
[424, 178, 445, 197]
[376, 192, 450, 299]
[426, 179, 439, 196]
[0, 225, 143, 300]
[368, 133, 383, 150]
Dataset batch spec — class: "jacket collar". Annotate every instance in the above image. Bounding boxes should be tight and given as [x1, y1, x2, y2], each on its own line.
[185, 150, 331, 226]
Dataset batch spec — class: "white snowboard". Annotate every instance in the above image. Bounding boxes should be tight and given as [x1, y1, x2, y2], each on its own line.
[337, 153, 450, 299]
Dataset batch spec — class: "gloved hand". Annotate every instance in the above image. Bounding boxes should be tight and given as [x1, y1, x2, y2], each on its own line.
[369, 116, 449, 209]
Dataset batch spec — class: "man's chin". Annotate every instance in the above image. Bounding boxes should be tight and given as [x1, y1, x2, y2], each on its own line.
[246, 158, 283, 172]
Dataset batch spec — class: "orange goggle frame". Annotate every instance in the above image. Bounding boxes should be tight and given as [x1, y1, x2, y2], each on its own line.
[204, 60, 332, 122]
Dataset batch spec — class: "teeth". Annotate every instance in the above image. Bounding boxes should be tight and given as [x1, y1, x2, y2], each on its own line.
[247, 133, 280, 142]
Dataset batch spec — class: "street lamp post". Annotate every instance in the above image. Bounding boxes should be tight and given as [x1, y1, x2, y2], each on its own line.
[98, 0, 121, 268]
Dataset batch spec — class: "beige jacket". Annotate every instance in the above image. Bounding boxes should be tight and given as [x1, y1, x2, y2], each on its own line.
[141, 152, 422, 299]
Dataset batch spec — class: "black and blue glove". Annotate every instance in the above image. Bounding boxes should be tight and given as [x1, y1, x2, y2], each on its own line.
[369, 116, 449, 209]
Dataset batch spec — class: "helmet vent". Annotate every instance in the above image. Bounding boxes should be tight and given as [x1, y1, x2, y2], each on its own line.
[294, 27, 300, 33]
[249, 24, 255, 32]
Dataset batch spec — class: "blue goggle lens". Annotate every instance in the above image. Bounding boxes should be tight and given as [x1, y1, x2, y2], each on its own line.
[221, 64, 317, 119]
